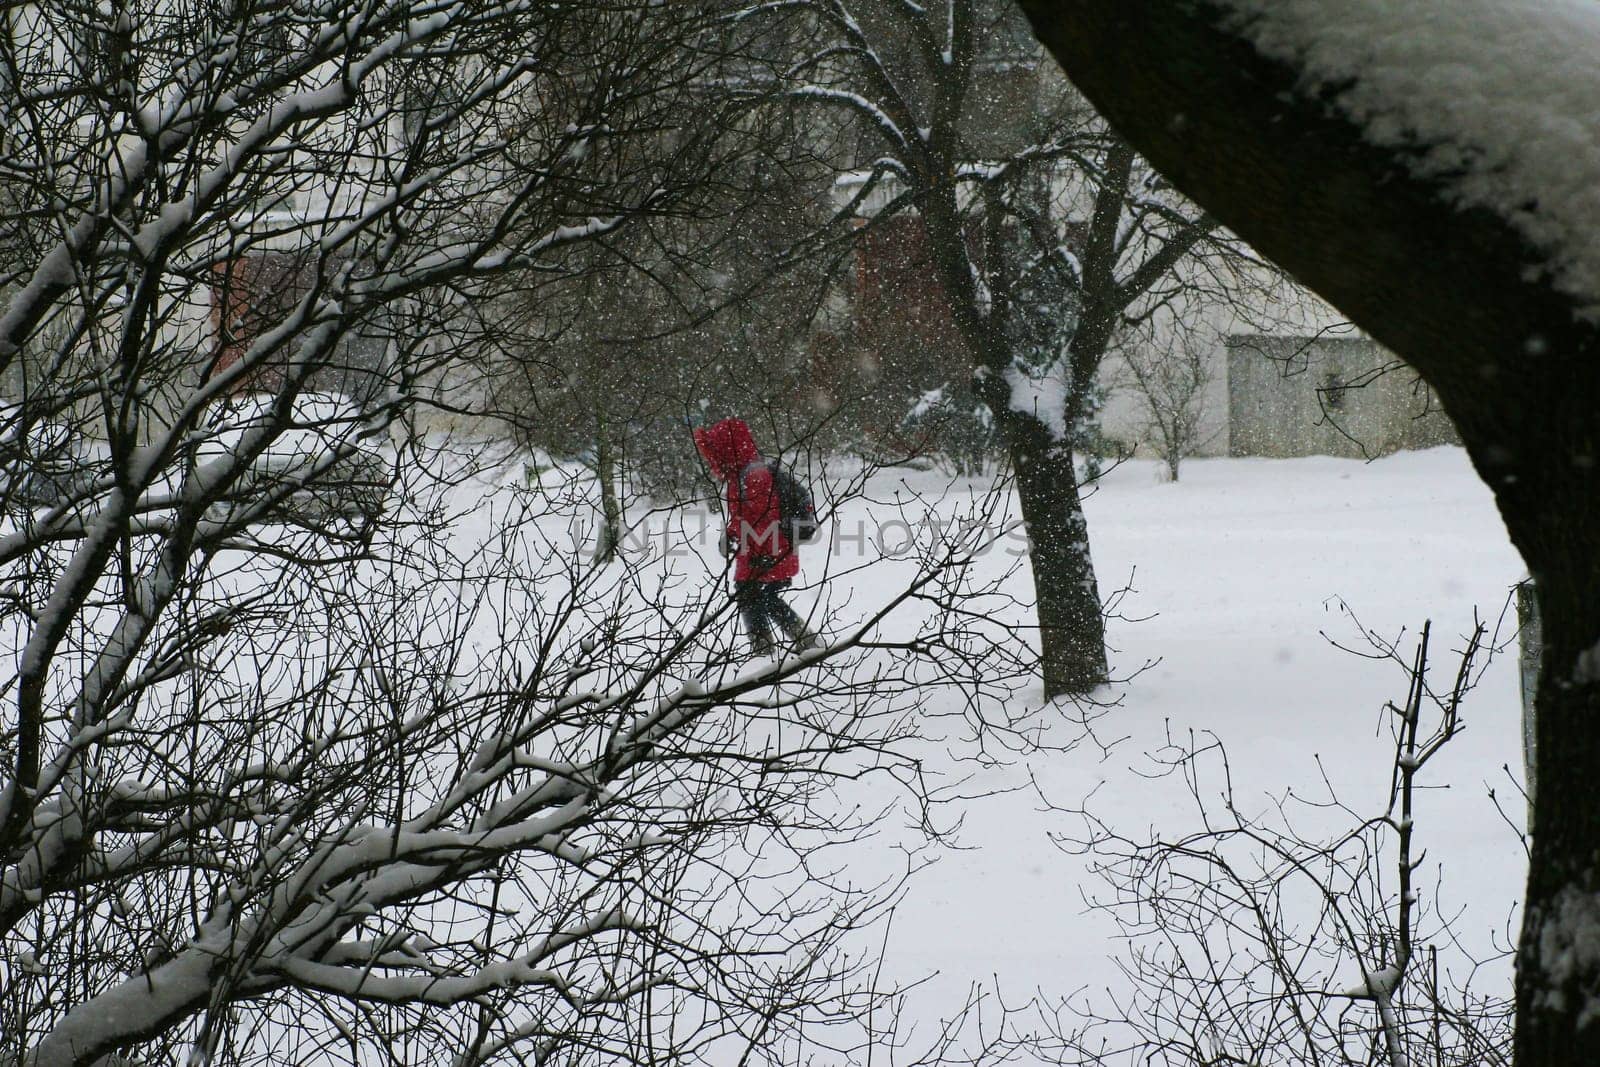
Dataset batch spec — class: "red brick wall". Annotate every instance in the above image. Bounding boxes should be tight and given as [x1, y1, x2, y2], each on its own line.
[209, 252, 310, 389]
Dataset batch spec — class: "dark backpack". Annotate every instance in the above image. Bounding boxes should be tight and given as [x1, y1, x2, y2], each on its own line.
[742, 459, 821, 544]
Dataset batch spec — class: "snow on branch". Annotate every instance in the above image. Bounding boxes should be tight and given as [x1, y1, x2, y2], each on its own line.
[785, 85, 913, 152]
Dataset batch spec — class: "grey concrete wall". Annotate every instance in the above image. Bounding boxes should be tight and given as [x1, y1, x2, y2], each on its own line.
[1226, 334, 1458, 458]
[1098, 347, 1232, 459]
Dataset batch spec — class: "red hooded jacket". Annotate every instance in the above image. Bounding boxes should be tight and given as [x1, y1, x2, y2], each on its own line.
[693, 417, 800, 583]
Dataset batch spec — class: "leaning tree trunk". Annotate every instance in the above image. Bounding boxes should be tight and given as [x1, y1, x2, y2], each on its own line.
[1008, 423, 1109, 699]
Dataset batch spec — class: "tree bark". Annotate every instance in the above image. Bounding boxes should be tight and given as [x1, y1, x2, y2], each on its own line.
[1009, 421, 1108, 699]
[1514, 521, 1600, 1065]
[594, 411, 622, 563]
[1015, 2, 1600, 1060]
[921, 181, 1111, 699]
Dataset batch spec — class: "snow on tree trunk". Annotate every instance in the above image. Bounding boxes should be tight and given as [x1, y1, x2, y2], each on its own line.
[1010, 432, 1108, 699]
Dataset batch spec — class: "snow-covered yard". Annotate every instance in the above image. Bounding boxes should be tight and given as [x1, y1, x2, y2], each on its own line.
[3, 441, 1529, 1063]
[683, 445, 1528, 1057]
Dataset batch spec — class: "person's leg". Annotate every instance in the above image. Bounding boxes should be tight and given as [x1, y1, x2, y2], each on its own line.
[763, 582, 820, 649]
[735, 580, 775, 655]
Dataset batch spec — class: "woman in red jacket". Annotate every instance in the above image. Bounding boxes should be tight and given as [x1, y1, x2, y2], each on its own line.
[693, 417, 818, 656]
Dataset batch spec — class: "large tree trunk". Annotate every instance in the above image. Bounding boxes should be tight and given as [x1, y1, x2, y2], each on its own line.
[1010, 428, 1108, 699]
[920, 185, 1113, 699]
[1014, 3, 1600, 1061]
[1520, 603, 1600, 1064]
[1505, 479, 1600, 1065]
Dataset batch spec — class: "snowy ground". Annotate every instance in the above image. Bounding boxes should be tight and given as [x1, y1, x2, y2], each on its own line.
[28, 441, 1517, 1060]
[143, 440, 1521, 1060]
[721, 446, 1528, 1057]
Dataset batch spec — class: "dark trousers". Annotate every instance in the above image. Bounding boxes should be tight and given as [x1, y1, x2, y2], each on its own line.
[735, 579, 807, 652]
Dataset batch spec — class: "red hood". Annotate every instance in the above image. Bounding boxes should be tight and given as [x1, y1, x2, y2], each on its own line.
[694, 417, 759, 481]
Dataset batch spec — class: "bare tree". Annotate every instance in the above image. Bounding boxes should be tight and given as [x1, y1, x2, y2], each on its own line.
[0, 0, 1043, 1062]
[1035, 618, 1515, 1066]
[736, 0, 1279, 698]
[468, 29, 877, 562]
[1115, 325, 1215, 483]
[482, 160, 843, 559]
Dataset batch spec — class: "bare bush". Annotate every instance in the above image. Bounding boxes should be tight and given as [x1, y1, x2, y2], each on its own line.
[1115, 328, 1214, 483]
[1035, 618, 1516, 1066]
